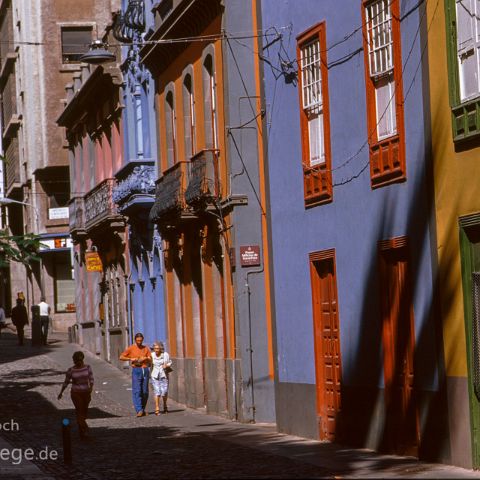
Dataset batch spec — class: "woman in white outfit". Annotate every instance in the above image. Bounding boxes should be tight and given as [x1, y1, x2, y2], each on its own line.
[150, 341, 172, 415]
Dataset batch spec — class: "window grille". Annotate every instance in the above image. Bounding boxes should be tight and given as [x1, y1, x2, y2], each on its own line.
[300, 39, 322, 110]
[472, 272, 480, 400]
[301, 38, 325, 166]
[366, 0, 393, 78]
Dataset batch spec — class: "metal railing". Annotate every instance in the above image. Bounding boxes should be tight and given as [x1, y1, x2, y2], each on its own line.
[185, 149, 220, 206]
[149, 161, 188, 222]
[84, 178, 118, 230]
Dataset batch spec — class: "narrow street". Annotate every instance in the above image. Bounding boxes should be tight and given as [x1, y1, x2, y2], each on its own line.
[0, 330, 478, 479]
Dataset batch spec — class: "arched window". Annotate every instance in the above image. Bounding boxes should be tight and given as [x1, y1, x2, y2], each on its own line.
[134, 85, 144, 159]
[165, 89, 176, 168]
[183, 72, 196, 158]
[202, 53, 218, 149]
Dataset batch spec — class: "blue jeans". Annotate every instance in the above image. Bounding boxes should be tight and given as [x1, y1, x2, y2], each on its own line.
[131, 367, 150, 413]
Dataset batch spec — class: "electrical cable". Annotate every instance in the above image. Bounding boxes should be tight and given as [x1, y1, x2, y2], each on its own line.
[332, 0, 439, 187]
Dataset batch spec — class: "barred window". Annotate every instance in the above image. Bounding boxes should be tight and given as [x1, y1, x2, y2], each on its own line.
[366, 0, 393, 77]
[365, 0, 396, 139]
[301, 40, 322, 110]
[296, 22, 333, 205]
[300, 39, 324, 166]
[362, 0, 405, 187]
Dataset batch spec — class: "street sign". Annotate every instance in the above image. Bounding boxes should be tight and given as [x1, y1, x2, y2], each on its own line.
[85, 251, 103, 272]
[240, 245, 261, 267]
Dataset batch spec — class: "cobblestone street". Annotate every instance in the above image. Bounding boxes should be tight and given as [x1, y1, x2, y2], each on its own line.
[1, 329, 480, 479]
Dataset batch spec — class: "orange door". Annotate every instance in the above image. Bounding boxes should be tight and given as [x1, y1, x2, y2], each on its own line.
[310, 252, 342, 441]
[379, 243, 419, 456]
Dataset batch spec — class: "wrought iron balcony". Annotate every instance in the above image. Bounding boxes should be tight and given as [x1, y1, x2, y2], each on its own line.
[113, 165, 155, 212]
[124, 0, 145, 30]
[112, 11, 133, 44]
[68, 196, 87, 239]
[185, 149, 221, 207]
[149, 161, 189, 223]
[112, 1, 145, 43]
[84, 178, 125, 232]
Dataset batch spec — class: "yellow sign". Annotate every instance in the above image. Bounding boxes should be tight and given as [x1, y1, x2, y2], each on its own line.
[85, 251, 103, 272]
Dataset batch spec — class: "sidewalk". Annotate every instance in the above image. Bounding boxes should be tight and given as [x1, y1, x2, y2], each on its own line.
[1, 328, 480, 479]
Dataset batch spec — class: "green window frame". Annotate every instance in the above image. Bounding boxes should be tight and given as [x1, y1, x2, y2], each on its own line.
[445, 0, 480, 143]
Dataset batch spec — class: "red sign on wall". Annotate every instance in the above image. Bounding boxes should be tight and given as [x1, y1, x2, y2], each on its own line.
[240, 245, 261, 267]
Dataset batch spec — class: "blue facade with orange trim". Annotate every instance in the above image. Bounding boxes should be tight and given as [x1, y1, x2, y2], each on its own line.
[260, 0, 449, 461]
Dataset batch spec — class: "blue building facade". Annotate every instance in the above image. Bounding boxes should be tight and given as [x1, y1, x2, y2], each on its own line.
[260, 0, 448, 461]
[112, 0, 166, 347]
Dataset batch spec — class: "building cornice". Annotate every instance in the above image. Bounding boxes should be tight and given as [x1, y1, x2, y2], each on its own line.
[140, 0, 223, 76]
[57, 65, 123, 129]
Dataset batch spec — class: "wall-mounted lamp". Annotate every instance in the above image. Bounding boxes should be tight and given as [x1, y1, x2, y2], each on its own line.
[80, 40, 116, 65]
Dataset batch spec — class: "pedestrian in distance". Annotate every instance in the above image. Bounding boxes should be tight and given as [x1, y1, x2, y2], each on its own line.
[11, 298, 28, 345]
[58, 351, 94, 439]
[150, 341, 173, 415]
[38, 296, 51, 345]
[119, 333, 152, 417]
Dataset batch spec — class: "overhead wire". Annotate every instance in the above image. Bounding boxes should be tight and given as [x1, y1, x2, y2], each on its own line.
[0, 1, 438, 197]
[228, 0, 431, 186]
[332, 0, 439, 186]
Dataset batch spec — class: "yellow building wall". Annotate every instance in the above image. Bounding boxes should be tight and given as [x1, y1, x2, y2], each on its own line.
[428, 0, 480, 377]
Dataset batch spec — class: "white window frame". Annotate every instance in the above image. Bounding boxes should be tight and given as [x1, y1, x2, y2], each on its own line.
[456, 0, 480, 102]
[300, 38, 325, 166]
[366, 0, 397, 139]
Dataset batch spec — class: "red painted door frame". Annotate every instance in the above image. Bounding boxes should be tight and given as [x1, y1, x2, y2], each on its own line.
[310, 249, 342, 441]
[378, 237, 419, 456]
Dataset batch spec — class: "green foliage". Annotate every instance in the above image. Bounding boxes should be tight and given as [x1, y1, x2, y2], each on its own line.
[0, 229, 42, 267]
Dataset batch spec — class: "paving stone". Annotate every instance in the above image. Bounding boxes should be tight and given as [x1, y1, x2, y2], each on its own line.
[1, 329, 480, 479]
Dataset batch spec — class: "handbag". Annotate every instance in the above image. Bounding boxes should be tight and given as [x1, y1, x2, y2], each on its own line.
[164, 365, 173, 374]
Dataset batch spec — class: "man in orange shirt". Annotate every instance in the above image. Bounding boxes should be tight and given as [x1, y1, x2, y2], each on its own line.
[119, 333, 152, 417]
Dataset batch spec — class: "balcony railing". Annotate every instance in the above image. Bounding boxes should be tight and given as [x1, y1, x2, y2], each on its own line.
[84, 178, 123, 231]
[185, 149, 220, 207]
[69, 196, 86, 237]
[149, 161, 188, 223]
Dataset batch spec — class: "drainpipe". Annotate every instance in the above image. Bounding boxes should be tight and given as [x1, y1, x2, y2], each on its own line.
[103, 275, 111, 363]
[245, 264, 264, 423]
[126, 272, 134, 346]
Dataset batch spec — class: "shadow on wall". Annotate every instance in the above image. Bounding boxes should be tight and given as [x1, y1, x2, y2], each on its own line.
[334, 80, 459, 465]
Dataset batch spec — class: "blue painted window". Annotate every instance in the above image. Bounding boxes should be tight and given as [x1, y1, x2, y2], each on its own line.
[134, 85, 144, 159]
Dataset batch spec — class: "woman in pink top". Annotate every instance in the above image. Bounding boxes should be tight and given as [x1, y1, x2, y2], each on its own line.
[58, 351, 94, 438]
